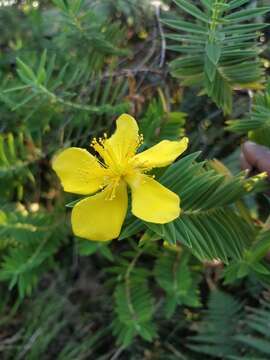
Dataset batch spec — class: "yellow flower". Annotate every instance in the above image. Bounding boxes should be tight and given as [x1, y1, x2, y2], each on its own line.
[52, 114, 188, 241]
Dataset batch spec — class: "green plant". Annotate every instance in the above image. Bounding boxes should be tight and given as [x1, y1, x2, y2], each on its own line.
[164, 0, 269, 113]
[0, 0, 270, 356]
[227, 81, 270, 147]
[188, 289, 270, 359]
[188, 290, 243, 358]
[121, 151, 266, 263]
[0, 206, 66, 298]
[154, 251, 201, 318]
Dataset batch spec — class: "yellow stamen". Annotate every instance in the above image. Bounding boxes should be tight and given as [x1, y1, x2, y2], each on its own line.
[105, 178, 120, 200]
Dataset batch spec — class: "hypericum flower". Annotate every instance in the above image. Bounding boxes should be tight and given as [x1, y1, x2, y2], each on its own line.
[52, 114, 188, 241]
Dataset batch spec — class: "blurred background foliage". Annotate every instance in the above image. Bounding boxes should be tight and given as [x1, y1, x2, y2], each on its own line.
[0, 0, 270, 359]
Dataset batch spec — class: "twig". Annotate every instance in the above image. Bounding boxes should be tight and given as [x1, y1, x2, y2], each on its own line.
[110, 346, 125, 360]
[155, 3, 166, 67]
[165, 342, 187, 359]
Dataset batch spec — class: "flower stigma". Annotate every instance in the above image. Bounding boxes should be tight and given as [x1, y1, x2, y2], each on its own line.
[90, 132, 145, 200]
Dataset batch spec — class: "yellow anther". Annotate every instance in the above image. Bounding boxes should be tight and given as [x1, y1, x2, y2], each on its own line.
[104, 177, 120, 200]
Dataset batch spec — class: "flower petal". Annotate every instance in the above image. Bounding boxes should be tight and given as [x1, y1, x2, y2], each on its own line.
[105, 113, 139, 162]
[52, 147, 107, 195]
[134, 137, 189, 169]
[127, 173, 180, 223]
[71, 181, 128, 241]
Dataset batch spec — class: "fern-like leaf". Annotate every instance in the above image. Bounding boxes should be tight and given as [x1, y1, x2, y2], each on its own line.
[188, 290, 243, 358]
[112, 278, 156, 346]
[146, 152, 262, 263]
[227, 82, 270, 147]
[164, 0, 269, 113]
[154, 251, 200, 318]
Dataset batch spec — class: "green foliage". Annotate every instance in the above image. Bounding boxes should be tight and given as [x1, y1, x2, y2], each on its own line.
[0, 206, 66, 298]
[77, 238, 114, 261]
[13, 288, 71, 360]
[148, 152, 259, 262]
[188, 290, 270, 359]
[122, 152, 265, 263]
[52, 0, 127, 62]
[2, 284, 109, 360]
[164, 0, 269, 113]
[140, 97, 187, 147]
[0, 131, 40, 200]
[0, 0, 131, 303]
[113, 279, 156, 346]
[154, 251, 201, 317]
[109, 244, 202, 346]
[234, 300, 270, 358]
[224, 228, 270, 284]
[188, 290, 243, 358]
[0, 51, 129, 127]
[227, 81, 270, 147]
[0, 0, 269, 356]
[109, 246, 156, 346]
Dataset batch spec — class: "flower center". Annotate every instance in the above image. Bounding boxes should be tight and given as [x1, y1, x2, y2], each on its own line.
[91, 133, 143, 172]
[90, 133, 145, 200]
[103, 176, 121, 200]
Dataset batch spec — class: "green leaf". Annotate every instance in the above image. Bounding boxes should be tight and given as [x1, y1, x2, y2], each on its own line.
[164, 0, 266, 113]
[119, 218, 145, 240]
[224, 7, 270, 22]
[144, 153, 260, 262]
[78, 240, 114, 261]
[173, 0, 209, 23]
[188, 290, 243, 358]
[154, 251, 201, 317]
[16, 58, 37, 83]
[112, 278, 156, 346]
[227, 82, 270, 147]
